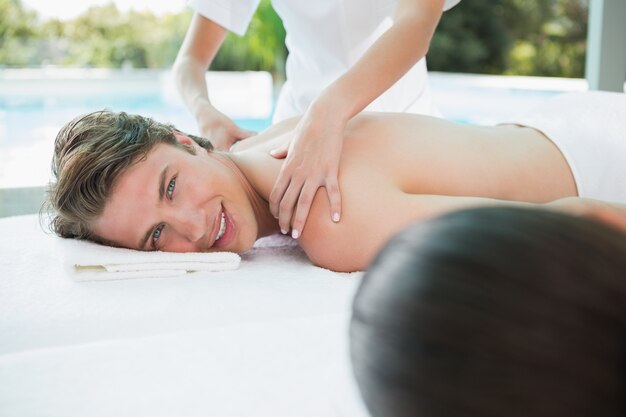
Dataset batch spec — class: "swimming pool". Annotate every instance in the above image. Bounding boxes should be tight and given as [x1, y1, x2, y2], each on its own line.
[0, 69, 587, 189]
[0, 70, 274, 190]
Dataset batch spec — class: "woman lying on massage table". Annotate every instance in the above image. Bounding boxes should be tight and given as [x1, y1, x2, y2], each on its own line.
[47, 92, 626, 272]
[351, 206, 626, 417]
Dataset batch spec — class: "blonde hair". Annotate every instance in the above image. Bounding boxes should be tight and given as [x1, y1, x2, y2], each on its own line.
[45, 110, 212, 243]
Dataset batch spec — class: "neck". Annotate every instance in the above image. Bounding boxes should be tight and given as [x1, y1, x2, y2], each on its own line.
[213, 152, 279, 239]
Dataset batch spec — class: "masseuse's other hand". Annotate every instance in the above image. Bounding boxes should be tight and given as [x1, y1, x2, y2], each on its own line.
[269, 104, 344, 238]
[198, 105, 256, 151]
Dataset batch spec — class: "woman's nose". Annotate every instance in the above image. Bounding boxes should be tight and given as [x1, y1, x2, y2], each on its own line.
[169, 206, 208, 243]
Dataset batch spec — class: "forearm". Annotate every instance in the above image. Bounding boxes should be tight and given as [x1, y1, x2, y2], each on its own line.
[173, 13, 228, 121]
[314, 0, 444, 121]
[543, 197, 626, 233]
[434, 196, 626, 235]
[231, 117, 301, 152]
[269, 1, 446, 233]
[173, 56, 214, 120]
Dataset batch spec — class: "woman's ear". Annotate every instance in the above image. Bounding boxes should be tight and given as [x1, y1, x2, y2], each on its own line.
[173, 130, 204, 155]
[172, 129, 213, 154]
[173, 130, 193, 145]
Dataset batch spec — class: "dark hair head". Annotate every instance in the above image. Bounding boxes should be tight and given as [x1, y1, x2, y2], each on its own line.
[351, 207, 626, 417]
[44, 110, 212, 243]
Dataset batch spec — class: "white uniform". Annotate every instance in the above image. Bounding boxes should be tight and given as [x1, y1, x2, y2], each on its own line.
[188, 0, 462, 122]
[513, 92, 626, 204]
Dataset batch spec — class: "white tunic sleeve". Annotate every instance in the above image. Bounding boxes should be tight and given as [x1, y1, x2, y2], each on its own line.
[188, 0, 262, 36]
[443, 0, 462, 11]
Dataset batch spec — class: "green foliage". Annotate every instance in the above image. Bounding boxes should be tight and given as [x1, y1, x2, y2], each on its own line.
[0, 0, 39, 66]
[61, 4, 190, 68]
[428, 0, 514, 73]
[0, 0, 286, 74]
[0, 1, 191, 68]
[507, 0, 588, 77]
[0, 0, 588, 78]
[211, 0, 287, 76]
[428, 0, 589, 77]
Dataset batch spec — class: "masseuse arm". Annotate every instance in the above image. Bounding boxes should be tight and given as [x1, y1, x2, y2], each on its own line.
[173, 13, 255, 150]
[269, 0, 447, 238]
[230, 117, 301, 153]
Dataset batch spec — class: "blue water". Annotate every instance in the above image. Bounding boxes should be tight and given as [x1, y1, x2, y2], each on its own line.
[1, 72, 584, 187]
[0, 92, 272, 150]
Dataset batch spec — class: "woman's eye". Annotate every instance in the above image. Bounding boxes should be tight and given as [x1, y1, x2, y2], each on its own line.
[167, 177, 176, 199]
[152, 223, 165, 248]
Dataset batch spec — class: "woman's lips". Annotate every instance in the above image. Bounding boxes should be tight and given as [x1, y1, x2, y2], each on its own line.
[215, 211, 227, 241]
[212, 205, 235, 249]
[208, 206, 223, 247]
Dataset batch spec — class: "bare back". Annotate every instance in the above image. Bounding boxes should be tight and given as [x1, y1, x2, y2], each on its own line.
[234, 112, 577, 271]
[340, 113, 575, 201]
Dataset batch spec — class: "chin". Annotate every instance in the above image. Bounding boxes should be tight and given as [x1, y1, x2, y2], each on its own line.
[233, 220, 259, 253]
[213, 230, 256, 254]
[232, 235, 257, 254]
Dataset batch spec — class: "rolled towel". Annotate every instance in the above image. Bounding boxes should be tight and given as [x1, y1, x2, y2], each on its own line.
[59, 238, 241, 281]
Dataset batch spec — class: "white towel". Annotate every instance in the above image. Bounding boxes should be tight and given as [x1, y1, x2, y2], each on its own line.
[60, 238, 241, 281]
[510, 91, 626, 204]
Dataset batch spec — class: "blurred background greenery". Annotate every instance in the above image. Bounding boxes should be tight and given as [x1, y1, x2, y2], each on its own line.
[1, 0, 588, 78]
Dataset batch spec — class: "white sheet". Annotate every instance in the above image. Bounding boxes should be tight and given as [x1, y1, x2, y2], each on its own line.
[511, 91, 626, 204]
[0, 214, 368, 417]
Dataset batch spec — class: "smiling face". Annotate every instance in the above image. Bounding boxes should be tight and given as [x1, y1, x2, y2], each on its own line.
[93, 134, 259, 253]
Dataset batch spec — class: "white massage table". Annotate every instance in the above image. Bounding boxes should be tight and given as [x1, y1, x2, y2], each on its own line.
[0, 214, 369, 416]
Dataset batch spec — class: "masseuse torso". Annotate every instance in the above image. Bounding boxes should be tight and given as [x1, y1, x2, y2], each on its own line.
[188, 0, 462, 121]
[230, 114, 577, 271]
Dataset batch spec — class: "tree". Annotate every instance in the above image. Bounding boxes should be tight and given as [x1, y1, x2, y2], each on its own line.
[0, 0, 588, 78]
[428, 0, 514, 73]
[0, 0, 40, 66]
[506, 0, 588, 77]
[428, 0, 589, 77]
[211, 0, 287, 77]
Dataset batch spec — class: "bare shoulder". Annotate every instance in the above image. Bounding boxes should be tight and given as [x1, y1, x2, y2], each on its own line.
[231, 116, 302, 152]
[296, 164, 393, 271]
[342, 112, 470, 192]
[297, 168, 407, 272]
[297, 201, 372, 272]
[344, 112, 450, 143]
[298, 178, 509, 272]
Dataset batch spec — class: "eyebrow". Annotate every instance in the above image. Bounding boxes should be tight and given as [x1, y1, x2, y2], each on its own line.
[138, 164, 169, 250]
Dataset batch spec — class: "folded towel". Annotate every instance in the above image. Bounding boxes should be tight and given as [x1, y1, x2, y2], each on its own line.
[60, 238, 241, 281]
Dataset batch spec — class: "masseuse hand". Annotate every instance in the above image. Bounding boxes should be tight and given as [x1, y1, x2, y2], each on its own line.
[269, 101, 344, 238]
[197, 104, 256, 151]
